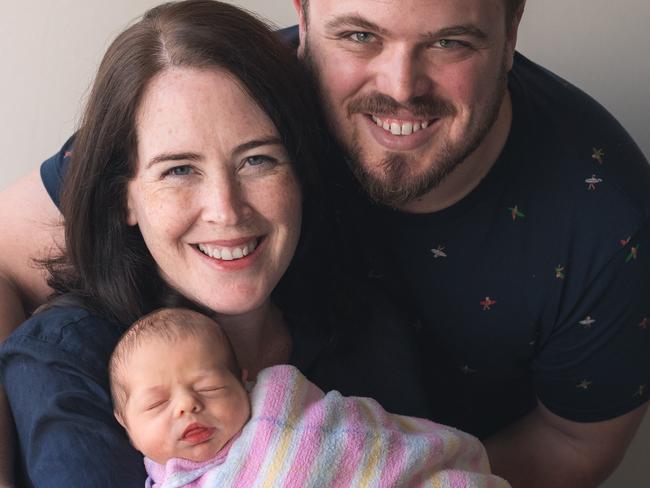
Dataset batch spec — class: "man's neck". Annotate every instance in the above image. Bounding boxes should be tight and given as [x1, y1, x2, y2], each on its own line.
[398, 90, 513, 215]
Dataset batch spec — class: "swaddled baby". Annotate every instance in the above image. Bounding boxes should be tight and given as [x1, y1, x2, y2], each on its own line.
[110, 308, 509, 487]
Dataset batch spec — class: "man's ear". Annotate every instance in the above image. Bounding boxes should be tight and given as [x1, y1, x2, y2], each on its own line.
[292, 0, 307, 58]
[505, 1, 526, 71]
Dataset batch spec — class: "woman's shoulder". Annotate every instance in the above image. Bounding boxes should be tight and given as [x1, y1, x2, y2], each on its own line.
[1, 304, 126, 374]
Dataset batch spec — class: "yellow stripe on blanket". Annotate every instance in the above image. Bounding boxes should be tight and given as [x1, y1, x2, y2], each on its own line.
[357, 400, 383, 488]
[261, 371, 308, 487]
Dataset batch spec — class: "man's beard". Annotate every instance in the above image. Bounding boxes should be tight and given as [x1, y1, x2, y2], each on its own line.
[303, 39, 509, 208]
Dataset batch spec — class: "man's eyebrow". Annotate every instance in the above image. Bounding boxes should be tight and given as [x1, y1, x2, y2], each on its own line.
[423, 25, 489, 42]
[145, 137, 283, 168]
[324, 15, 389, 37]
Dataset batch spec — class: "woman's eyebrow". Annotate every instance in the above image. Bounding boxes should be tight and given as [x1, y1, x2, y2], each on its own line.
[231, 137, 283, 157]
[146, 152, 201, 169]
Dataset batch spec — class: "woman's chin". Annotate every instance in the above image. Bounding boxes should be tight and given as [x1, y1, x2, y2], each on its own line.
[192, 293, 270, 318]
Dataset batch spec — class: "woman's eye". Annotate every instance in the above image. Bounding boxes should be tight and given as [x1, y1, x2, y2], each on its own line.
[244, 155, 276, 167]
[348, 32, 375, 44]
[165, 165, 193, 177]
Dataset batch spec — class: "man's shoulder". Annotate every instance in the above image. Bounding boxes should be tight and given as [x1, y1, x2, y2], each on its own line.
[509, 52, 650, 219]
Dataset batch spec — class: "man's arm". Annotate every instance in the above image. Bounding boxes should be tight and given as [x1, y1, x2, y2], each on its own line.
[0, 168, 63, 486]
[485, 401, 648, 488]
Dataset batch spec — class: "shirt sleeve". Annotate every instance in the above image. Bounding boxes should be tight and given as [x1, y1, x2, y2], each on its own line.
[0, 311, 145, 487]
[534, 217, 650, 421]
[39, 135, 75, 209]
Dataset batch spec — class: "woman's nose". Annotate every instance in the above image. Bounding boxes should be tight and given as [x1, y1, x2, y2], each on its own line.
[200, 174, 253, 226]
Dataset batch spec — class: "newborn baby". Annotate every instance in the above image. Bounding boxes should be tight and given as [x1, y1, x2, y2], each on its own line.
[110, 308, 509, 487]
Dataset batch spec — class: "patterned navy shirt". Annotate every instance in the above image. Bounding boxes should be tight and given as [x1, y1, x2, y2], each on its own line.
[333, 52, 650, 438]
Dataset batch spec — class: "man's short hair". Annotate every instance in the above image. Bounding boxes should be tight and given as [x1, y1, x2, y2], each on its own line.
[109, 308, 240, 415]
[300, 0, 525, 25]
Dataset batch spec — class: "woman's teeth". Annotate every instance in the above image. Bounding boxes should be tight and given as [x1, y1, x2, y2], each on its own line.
[197, 239, 258, 261]
[371, 115, 430, 136]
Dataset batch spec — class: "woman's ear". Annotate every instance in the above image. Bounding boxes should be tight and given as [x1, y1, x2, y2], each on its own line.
[125, 186, 138, 227]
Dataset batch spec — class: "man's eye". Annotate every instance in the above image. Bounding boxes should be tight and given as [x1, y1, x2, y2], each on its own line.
[348, 32, 375, 43]
[165, 165, 192, 177]
[434, 39, 463, 49]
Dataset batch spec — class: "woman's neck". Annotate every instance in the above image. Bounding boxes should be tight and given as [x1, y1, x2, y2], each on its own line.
[213, 300, 291, 379]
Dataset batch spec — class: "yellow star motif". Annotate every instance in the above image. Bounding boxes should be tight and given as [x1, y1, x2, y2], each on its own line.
[592, 148, 605, 164]
[577, 380, 592, 390]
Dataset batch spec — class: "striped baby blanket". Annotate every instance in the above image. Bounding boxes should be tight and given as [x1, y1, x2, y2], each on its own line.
[145, 365, 509, 487]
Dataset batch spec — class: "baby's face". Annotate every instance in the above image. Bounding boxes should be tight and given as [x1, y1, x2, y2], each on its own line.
[117, 334, 250, 464]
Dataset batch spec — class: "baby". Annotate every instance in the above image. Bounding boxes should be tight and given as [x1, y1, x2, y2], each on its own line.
[109, 308, 250, 481]
[110, 308, 509, 487]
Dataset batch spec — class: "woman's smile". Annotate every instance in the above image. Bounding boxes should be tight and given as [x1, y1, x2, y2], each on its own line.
[126, 67, 302, 315]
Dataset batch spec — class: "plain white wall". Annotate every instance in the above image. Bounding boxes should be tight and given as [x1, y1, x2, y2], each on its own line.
[0, 1, 648, 485]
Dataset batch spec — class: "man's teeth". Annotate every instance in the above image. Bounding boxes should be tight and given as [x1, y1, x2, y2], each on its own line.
[372, 116, 430, 135]
[197, 240, 258, 261]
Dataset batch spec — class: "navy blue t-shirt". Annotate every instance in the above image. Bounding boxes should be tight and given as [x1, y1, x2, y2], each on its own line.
[333, 52, 650, 437]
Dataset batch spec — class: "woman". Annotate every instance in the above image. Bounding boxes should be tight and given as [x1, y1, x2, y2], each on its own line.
[0, 1, 429, 486]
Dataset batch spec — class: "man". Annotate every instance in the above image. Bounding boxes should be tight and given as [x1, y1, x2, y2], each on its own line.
[288, 1, 649, 486]
[0, 0, 648, 486]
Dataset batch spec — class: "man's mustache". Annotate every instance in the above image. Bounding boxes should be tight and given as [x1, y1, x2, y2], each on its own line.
[347, 93, 456, 118]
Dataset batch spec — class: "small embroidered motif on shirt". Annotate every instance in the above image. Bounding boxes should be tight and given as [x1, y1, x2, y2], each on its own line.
[592, 148, 605, 165]
[460, 365, 478, 375]
[579, 316, 596, 328]
[625, 244, 639, 262]
[480, 297, 497, 311]
[430, 245, 447, 259]
[508, 205, 525, 221]
[585, 175, 603, 190]
[577, 380, 592, 390]
[555, 265, 566, 280]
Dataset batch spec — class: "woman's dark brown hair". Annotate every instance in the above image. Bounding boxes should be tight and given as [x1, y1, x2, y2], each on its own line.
[47, 0, 328, 325]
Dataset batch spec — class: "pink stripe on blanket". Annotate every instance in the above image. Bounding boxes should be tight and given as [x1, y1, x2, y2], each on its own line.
[327, 397, 369, 488]
[281, 379, 327, 487]
[230, 366, 292, 485]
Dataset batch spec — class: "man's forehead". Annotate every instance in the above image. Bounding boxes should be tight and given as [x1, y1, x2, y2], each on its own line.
[306, 0, 505, 32]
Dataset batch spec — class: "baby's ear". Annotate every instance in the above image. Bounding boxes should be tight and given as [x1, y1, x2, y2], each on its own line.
[241, 368, 249, 384]
[114, 409, 127, 429]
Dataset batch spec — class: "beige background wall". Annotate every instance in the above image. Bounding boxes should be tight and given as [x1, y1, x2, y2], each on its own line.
[0, 1, 648, 485]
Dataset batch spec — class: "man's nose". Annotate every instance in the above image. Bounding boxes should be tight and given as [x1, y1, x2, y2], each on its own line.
[374, 46, 432, 104]
[201, 173, 253, 226]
